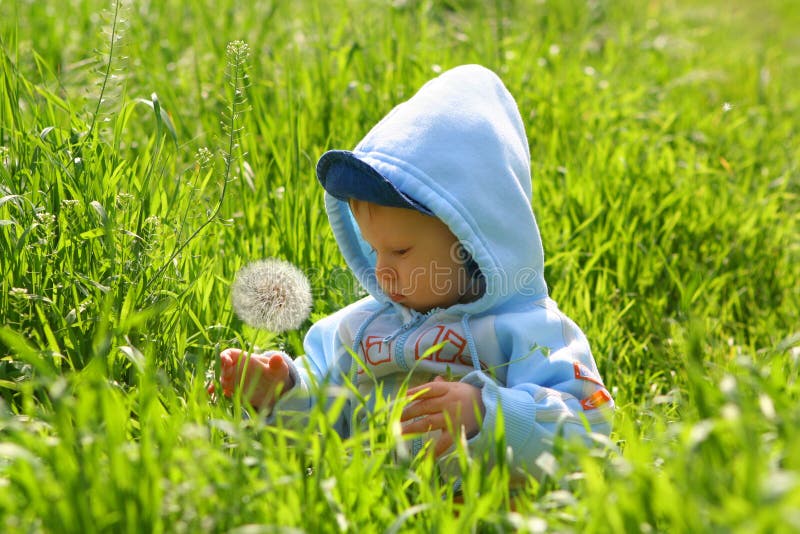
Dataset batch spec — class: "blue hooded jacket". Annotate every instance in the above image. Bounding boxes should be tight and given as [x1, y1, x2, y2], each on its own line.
[277, 64, 613, 479]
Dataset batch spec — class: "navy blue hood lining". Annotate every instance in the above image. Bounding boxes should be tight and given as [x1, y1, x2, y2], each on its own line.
[317, 150, 433, 215]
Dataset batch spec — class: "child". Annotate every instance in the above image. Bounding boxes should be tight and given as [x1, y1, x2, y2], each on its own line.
[216, 64, 614, 480]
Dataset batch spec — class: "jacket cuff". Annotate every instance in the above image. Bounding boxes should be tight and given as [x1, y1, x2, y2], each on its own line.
[461, 371, 536, 458]
[270, 352, 313, 414]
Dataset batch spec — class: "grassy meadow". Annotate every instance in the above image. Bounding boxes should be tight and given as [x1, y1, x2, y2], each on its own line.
[1, 0, 799, 531]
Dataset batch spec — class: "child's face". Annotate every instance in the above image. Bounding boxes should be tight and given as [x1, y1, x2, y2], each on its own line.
[350, 200, 469, 313]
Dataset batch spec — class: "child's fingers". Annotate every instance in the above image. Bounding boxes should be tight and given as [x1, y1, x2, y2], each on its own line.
[220, 348, 242, 363]
[406, 380, 448, 399]
[401, 412, 446, 433]
[434, 432, 454, 458]
[401, 393, 450, 422]
[266, 354, 288, 377]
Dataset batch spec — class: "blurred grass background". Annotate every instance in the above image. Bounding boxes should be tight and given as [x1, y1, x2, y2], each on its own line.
[1, 0, 798, 531]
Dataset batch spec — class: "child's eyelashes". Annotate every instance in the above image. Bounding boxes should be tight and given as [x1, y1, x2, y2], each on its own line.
[368, 246, 411, 257]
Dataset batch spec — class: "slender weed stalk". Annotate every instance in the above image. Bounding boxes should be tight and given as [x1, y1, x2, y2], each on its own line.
[86, 0, 128, 141]
[142, 40, 250, 295]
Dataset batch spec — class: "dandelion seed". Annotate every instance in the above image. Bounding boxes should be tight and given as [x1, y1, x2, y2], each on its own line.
[231, 259, 312, 333]
[758, 393, 776, 421]
[534, 450, 558, 477]
[688, 419, 714, 447]
[719, 374, 736, 395]
[720, 403, 740, 421]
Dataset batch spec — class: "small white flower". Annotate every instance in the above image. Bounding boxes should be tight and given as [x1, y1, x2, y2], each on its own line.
[231, 259, 312, 333]
[36, 212, 56, 226]
[722, 102, 733, 112]
[195, 147, 213, 168]
[9, 287, 29, 298]
[115, 192, 134, 209]
[226, 40, 250, 60]
[653, 35, 669, 50]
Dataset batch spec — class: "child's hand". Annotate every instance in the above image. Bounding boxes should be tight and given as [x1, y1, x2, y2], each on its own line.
[207, 348, 293, 411]
[400, 376, 485, 457]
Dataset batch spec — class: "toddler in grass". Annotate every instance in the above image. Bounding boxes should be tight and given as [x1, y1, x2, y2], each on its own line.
[216, 64, 613, 480]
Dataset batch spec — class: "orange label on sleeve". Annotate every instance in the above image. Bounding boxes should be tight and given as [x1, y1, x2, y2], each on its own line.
[581, 388, 612, 410]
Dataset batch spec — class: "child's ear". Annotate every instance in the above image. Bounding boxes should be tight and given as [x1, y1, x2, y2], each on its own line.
[452, 242, 469, 264]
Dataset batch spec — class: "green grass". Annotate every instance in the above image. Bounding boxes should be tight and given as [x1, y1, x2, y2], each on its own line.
[1, 0, 799, 531]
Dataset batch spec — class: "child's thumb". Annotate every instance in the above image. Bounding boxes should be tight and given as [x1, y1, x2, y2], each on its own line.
[268, 353, 287, 372]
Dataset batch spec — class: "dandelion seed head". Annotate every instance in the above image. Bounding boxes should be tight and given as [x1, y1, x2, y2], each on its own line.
[231, 259, 312, 333]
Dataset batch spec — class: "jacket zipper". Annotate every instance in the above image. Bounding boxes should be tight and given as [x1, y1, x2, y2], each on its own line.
[389, 313, 426, 371]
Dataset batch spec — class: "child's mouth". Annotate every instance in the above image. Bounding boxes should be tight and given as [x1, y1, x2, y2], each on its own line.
[389, 292, 405, 302]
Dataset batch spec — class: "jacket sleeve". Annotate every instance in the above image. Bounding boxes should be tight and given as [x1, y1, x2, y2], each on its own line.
[272, 305, 353, 414]
[459, 300, 614, 480]
[270, 299, 388, 440]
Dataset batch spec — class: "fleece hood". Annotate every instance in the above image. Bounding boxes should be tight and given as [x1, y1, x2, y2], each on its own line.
[317, 64, 547, 314]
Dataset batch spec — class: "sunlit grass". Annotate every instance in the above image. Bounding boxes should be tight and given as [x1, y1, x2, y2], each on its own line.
[1, 0, 799, 531]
